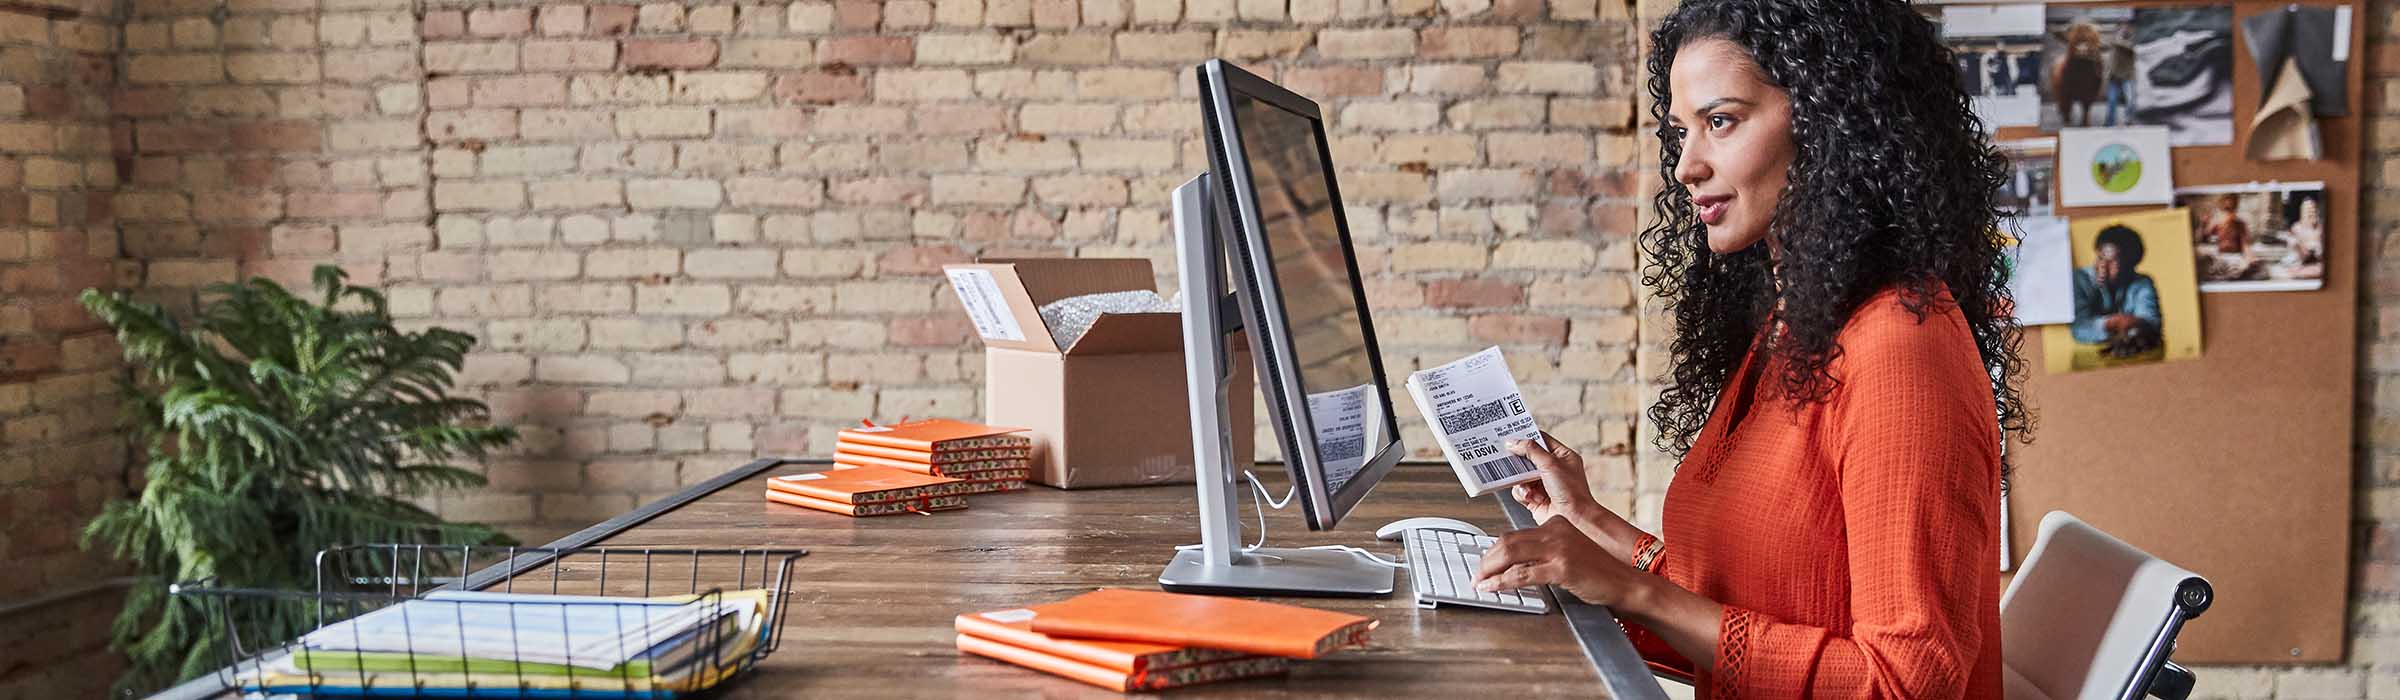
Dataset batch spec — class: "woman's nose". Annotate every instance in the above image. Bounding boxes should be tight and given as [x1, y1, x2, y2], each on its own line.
[1674, 146, 1710, 187]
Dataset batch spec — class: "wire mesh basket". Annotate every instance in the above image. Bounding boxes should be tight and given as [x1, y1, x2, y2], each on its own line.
[171, 544, 806, 699]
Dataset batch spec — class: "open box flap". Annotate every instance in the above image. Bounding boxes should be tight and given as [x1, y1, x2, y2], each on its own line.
[978, 258, 1157, 307]
[945, 258, 1170, 355]
[1064, 312, 1184, 355]
[943, 263, 1062, 353]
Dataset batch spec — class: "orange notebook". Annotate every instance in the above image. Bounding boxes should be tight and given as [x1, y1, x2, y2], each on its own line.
[833, 460, 1029, 486]
[765, 466, 969, 504]
[835, 450, 1028, 477]
[836, 441, 1031, 465]
[955, 609, 1252, 673]
[955, 633, 1289, 691]
[765, 489, 967, 516]
[838, 418, 1030, 452]
[1024, 589, 1377, 659]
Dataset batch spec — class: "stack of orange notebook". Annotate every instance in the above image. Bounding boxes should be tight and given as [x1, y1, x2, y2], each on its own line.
[834, 419, 1033, 494]
[762, 466, 972, 516]
[953, 588, 1377, 691]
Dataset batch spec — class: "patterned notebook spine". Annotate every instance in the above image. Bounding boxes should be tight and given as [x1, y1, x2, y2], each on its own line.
[846, 495, 970, 516]
[930, 435, 1033, 451]
[924, 446, 1034, 463]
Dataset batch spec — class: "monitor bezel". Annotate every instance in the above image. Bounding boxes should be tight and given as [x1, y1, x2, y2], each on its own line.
[1196, 59, 1405, 531]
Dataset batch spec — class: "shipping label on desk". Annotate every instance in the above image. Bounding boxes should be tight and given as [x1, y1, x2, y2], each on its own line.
[946, 268, 1026, 342]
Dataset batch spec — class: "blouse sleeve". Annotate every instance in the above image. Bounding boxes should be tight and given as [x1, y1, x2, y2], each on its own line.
[1706, 310, 2002, 698]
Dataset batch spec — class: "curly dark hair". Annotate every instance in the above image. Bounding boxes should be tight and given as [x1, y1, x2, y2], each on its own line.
[2096, 225, 2145, 268]
[1640, 0, 2033, 459]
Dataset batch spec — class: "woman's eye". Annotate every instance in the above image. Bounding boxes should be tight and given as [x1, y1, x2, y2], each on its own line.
[1707, 114, 1734, 130]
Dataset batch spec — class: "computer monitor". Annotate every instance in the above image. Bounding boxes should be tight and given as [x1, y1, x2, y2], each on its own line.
[1157, 59, 1406, 597]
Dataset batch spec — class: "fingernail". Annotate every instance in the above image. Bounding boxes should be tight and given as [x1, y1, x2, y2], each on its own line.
[1474, 581, 1495, 592]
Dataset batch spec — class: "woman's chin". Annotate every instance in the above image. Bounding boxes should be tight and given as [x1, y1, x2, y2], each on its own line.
[1706, 227, 1766, 255]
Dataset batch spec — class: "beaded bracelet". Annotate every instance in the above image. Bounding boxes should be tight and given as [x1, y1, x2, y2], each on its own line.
[1630, 533, 1665, 573]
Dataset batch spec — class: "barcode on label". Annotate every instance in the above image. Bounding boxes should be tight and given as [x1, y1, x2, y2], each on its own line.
[1469, 454, 1533, 484]
[1437, 398, 1514, 435]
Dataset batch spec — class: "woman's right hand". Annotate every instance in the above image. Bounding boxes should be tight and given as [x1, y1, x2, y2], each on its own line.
[1509, 433, 1644, 562]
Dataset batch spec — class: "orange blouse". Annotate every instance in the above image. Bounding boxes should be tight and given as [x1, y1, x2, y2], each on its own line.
[1626, 286, 2004, 699]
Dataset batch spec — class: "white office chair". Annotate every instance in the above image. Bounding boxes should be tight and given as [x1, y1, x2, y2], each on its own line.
[2000, 511, 2213, 700]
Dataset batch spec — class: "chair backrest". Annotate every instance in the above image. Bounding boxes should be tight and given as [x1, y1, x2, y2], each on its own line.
[2000, 511, 2211, 700]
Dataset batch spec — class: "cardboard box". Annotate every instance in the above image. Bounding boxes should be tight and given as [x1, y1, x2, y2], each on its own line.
[944, 259, 1255, 489]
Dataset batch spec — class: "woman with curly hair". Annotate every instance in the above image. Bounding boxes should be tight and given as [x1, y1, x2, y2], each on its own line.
[1472, 1, 2029, 697]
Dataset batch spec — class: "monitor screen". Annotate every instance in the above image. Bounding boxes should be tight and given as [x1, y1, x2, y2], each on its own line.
[1228, 93, 1393, 497]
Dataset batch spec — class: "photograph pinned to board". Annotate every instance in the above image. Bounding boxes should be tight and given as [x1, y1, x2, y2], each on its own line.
[2038, 5, 2236, 146]
[2043, 208, 2205, 374]
[2058, 126, 2174, 207]
[2004, 215, 2075, 326]
[1944, 4, 2047, 129]
[1997, 138, 2058, 218]
[2241, 5, 2352, 160]
[2039, 6, 2137, 131]
[2128, 6, 2237, 147]
[2175, 181, 2329, 292]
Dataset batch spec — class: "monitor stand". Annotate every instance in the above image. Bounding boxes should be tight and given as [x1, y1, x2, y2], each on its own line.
[1155, 173, 1394, 598]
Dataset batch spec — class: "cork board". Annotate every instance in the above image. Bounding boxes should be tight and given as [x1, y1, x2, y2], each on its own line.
[1967, 0, 2363, 664]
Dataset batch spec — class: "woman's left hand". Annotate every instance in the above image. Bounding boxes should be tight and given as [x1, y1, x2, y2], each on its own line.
[1473, 517, 1654, 609]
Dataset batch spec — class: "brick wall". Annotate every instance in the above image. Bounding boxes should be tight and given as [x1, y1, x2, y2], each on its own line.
[374, 0, 1649, 539]
[1, 0, 2393, 697]
[0, 0, 127, 695]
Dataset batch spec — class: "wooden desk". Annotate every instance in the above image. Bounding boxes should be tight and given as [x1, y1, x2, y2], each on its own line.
[566, 459, 1608, 698]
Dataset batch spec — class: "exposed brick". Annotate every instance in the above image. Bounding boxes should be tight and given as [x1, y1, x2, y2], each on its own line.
[774, 69, 868, 103]
[918, 33, 1012, 64]
[229, 120, 320, 151]
[1018, 34, 1109, 64]
[638, 285, 734, 315]
[469, 8, 535, 37]
[1283, 66, 1385, 98]
[817, 36, 912, 65]
[1469, 314, 1567, 345]
[889, 315, 973, 346]
[1420, 26, 1519, 59]
[1426, 279, 1523, 308]
[590, 5, 640, 34]
[1319, 28, 1414, 59]
[622, 39, 720, 70]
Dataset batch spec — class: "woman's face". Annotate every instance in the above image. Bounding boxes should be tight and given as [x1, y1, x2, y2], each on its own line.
[2299, 198, 2321, 227]
[1669, 39, 1797, 256]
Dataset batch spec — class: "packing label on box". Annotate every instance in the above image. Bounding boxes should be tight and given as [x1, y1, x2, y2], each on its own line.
[947, 268, 1025, 342]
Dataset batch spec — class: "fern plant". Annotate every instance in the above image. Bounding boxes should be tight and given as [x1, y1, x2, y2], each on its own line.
[79, 265, 517, 695]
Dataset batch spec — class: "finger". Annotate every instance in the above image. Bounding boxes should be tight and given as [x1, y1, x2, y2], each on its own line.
[1513, 482, 1550, 505]
[1538, 430, 1582, 466]
[1475, 534, 1532, 580]
[1509, 439, 1563, 472]
[1475, 563, 1546, 592]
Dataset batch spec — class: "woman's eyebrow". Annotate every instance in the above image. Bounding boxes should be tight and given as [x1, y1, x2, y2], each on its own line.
[1669, 96, 1754, 125]
[1693, 97, 1752, 114]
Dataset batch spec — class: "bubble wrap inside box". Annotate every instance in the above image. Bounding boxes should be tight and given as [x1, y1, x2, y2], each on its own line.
[1037, 290, 1181, 351]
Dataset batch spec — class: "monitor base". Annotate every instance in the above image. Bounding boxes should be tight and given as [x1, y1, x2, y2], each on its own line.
[1157, 547, 1395, 597]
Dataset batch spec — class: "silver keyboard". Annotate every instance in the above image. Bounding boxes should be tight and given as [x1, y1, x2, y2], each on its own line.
[1402, 528, 1548, 614]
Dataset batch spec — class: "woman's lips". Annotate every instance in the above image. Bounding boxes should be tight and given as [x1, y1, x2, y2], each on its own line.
[1694, 195, 1731, 225]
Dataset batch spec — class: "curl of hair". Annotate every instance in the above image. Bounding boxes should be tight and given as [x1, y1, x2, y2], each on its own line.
[1640, 0, 2033, 463]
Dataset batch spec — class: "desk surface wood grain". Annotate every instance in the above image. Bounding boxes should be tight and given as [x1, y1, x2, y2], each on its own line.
[552, 462, 1610, 699]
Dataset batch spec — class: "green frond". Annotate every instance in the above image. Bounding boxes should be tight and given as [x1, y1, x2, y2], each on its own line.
[78, 264, 519, 695]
